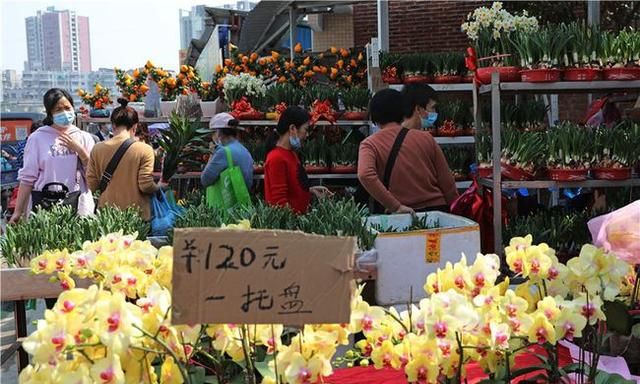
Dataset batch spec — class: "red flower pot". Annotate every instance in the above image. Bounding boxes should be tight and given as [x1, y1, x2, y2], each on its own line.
[453, 173, 469, 181]
[478, 166, 493, 179]
[462, 75, 474, 83]
[591, 167, 632, 180]
[341, 111, 368, 121]
[253, 165, 264, 174]
[603, 67, 640, 81]
[548, 168, 589, 181]
[501, 161, 535, 181]
[305, 165, 329, 174]
[233, 111, 265, 120]
[403, 75, 431, 84]
[330, 165, 357, 174]
[563, 68, 602, 81]
[434, 75, 463, 84]
[520, 68, 562, 83]
[382, 75, 403, 84]
[463, 127, 475, 136]
[437, 128, 459, 137]
[476, 66, 521, 84]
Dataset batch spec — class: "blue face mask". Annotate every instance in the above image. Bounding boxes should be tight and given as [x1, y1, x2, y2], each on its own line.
[422, 112, 438, 128]
[52, 110, 76, 127]
[289, 134, 301, 149]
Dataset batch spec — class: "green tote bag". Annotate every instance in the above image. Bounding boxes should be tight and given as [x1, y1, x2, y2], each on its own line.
[206, 146, 252, 210]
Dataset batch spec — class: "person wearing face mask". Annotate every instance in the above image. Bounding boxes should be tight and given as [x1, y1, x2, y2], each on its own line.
[357, 87, 458, 215]
[9, 88, 95, 223]
[86, 98, 167, 221]
[201, 113, 254, 190]
[264, 106, 333, 214]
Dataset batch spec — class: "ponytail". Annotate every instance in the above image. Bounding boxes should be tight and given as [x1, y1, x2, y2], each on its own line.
[111, 97, 139, 129]
[266, 106, 310, 154]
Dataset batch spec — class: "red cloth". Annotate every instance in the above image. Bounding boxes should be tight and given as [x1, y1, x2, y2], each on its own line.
[264, 147, 311, 214]
[325, 344, 572, 384]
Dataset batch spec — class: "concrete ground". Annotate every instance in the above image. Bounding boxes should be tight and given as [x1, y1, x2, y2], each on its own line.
[1, 300, 45, 384]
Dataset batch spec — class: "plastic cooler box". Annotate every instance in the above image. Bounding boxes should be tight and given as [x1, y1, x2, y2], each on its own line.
[366, 212, 480, 306]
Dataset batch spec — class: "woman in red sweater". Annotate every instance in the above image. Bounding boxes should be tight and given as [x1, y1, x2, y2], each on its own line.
[264, 106, 332, 214]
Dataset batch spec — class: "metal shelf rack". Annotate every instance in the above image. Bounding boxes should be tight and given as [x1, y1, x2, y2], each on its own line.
[477, 73, 640, 253]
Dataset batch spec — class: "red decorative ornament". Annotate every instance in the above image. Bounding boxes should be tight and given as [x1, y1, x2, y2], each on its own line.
[465, 46, 482, 87]
[230, 97, 264, 120]
[309, 99, 337, 125]
[274, 102, 288, 120]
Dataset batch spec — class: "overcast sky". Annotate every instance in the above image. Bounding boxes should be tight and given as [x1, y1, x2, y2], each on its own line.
[1, 0, 230, 72]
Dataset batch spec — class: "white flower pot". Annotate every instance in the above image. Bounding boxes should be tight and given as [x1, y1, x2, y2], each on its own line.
[160, 100, 177, 117]
[200, 101, 218, 117]
[128, 102, 146, 115]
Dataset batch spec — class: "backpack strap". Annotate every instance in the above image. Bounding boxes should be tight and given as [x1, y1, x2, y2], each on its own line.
[97, 138, 135, 193]
[382, 127, 409, 188]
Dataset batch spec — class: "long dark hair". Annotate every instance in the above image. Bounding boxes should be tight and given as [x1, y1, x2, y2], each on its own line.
[111, 98, 139, 129]
[43, 88, 74, 126]
[266, 106, 310, 154]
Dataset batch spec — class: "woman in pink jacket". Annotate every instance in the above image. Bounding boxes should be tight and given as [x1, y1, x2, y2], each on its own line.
[9, 88, 95, 223]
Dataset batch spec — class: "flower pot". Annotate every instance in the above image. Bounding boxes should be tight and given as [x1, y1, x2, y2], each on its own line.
[199, 100, 219, 118]
[160, 100, 177, 117]
[462, 75, 474, 83]
[89, 108, 110, 118]
[563, 68, 602, 81]
[434, 75, 463, 84]
[501, 161, 535, 181]
[476, 66, 521, 84]
[478, 166, 493, 179]
[305, 165, 329, 174]
[232, 111, 265, 120]
[520, 68, 562, 83]
[453, 173, 468, 181]
[342, 111, 368, 121]
[463, 127, 475, 136]
[403, 75, 431, 84]
[592, 167, 632, 180]
[253, 165, 264, 174]
[382, 75, 403, 84]
[331, 165, 357, 174]
[603, 67, 640, 81]
[265, 112, 278, 120]
[548, 168, 589, 181]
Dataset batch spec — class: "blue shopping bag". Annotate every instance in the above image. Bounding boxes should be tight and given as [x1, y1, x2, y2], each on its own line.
[151, 190, 182, 237]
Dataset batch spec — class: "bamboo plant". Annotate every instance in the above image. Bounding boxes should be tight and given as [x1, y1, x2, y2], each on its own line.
[545, 122, 592, 170]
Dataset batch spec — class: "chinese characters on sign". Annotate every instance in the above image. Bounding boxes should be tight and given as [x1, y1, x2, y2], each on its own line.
[171, 228, 355, 325]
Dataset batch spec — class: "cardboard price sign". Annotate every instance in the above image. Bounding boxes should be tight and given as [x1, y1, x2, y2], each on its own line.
[171, 228, 355, 325]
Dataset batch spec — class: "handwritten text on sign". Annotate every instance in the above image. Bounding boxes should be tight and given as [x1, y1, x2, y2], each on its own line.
[171, 228, 355, 325]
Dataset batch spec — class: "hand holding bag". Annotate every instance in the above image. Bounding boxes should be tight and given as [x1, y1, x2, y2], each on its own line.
[31, 182, 81, 212]
[150, 190, 179, 237]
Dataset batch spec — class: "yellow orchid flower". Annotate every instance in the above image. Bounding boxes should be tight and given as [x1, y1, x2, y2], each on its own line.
[405, 352, 439, 383]
[536, 296, 561, 322]
[160, 356, 183, 384]
[528, 313, 556, 345]
[90, 355, 126, 384]
[371, 339, 402, 369]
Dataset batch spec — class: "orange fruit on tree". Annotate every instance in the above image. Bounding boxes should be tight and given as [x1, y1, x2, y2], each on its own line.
[140, 84, 149, 93]
[242, 56, 249, 64]
[294, 43, 302, 53]
[133, 69, 140, 78]
[278, 76, 286, 83]
[129, 94, 137, 102]
[250, 52, 258, 62]
[145, 60, 154, 69]
[337, 60, 344, 69]
[312, 65, 321, 73]
[358, 52, 364, 61]
[215, 64, 223, 73]
[330, 47, 337, 55]
[303, 57, 311, 66]
[321, 66, 328, 74]
[224, 59, 232, 66]
[271, 51, 280, 59]
[331, 68, 338, 76]
[180, 65, 188, 73]
[350, 59, 357, 68]
[258, 58, 266, 66]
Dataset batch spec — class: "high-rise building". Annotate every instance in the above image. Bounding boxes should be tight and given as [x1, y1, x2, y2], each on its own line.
[25, 7, 92, 72]
[179, 5, 208, 51]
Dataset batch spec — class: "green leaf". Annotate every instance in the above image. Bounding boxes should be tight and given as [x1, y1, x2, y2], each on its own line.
[188, 366, 207, 384]
[594, 370, 637, 384]
[509, 365, 547, 380]
[203, 376, 220, 384]
[254, 357, 275, 380]
[603, 300, 632, 335]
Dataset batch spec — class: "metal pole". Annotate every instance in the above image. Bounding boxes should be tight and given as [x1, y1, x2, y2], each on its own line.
[491, 71, 503, 255]
[587, 1, 600, 106]
[289, 6, 297, 59]
[377, 0, 389, 52]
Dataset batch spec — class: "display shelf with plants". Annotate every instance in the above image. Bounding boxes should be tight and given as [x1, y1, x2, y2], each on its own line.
[500, 128, 545, 181]
[437, 99, 474, 137]
[432, 51, 466, 83]
[510, 24, 571, 82]
[592, 124, 637, 180]
[561, 21, 603, 81]
[476, 129, 493, 178]
[339, 87, 370, 121]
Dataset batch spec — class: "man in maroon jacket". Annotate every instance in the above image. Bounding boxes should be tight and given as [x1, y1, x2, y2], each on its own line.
[357, 87, 458, 214]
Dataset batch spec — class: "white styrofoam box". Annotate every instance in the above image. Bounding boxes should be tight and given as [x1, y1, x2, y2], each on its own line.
[366, 212, 480, 306]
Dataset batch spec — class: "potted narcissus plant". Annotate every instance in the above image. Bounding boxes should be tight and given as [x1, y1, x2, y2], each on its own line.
[437, 100, 472, 137]
[602, 28, 640, 80]
[402, 53, 431, 84]
[329, 142, 358, 174]
[341, 87, 370, 121]
[264, 83, 302, 120]
[302, 135, 330, 174]
[592, 124, 636, 180]
[380, 52, 403, 84]
[432, 52, 465, 83]
[510, 24, 571, 82]
[501, 128, 545, 180]
[545, 122, 592, 181]
[562, 21, 603, 81]
[443, 147, 472, 181]
[223, 73, 266, 120]
[461, 1, 538, 84]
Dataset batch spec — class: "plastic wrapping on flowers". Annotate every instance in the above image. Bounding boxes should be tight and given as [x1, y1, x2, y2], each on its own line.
[19, 222, 638, 384]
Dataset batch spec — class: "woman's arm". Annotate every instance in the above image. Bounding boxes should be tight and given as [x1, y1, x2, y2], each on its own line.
[139, 145, 161, 194]
[201, 148, 228, 187]
[9, 183, 33, 224]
